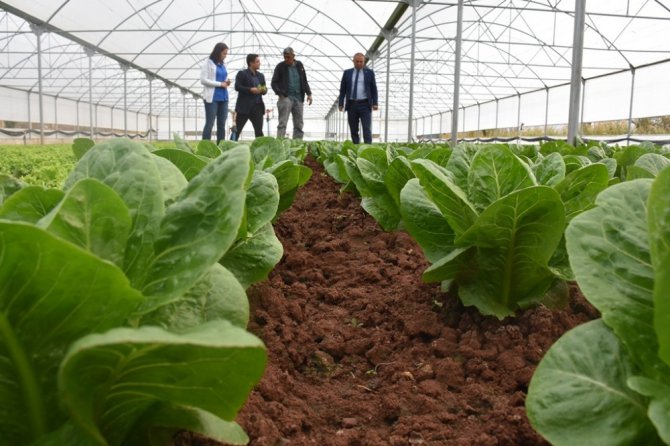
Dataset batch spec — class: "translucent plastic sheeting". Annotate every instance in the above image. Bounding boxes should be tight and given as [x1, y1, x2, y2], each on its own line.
[0, 0, 669, 138]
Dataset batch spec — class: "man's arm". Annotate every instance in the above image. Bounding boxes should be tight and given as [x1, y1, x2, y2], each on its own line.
[271, 63, 283, 96]
[338, 71, 347, 111]
[234, 70, 245, 92]
[369, 69, 379, 110]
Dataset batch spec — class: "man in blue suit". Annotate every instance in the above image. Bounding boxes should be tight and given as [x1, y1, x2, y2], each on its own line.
[338, 53, 379, 144]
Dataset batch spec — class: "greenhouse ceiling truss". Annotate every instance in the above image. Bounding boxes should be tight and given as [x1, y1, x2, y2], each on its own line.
[0, 0, 669, 144]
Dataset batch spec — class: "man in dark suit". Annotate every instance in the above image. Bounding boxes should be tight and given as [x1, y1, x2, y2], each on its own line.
[235, 53, 267, 138]
[338, 52, 379, 144]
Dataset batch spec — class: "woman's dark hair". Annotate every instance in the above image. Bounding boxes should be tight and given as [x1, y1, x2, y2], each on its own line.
[209, 42, 229, 64]
[246, 53, 259, 66]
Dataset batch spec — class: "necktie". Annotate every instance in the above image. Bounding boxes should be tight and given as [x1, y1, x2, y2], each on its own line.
[352, 69, 359, 100]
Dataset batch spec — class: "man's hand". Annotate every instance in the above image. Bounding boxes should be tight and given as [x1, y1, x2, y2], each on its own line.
[338, 106, 344, 112]
[373, 105, 379, 111]
[307, 95, 313, 106]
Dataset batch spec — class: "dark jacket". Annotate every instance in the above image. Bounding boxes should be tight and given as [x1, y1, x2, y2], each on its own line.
[235, 68, 266, 115]
[271, 60, 311, 102]
[338, 67, 378, 111]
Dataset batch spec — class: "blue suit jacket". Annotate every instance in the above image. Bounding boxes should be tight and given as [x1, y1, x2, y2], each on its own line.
[234, 68, 266, 115]
[338, 67, 378, 110]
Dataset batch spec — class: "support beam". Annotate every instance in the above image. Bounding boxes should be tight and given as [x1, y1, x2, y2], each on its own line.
[182, 88, 187, 139]
[166, 81, 172, 140]
[627, 67, 636, 144]
[30, 24, 45, 144]
[84, 46, 96, 139]
[146, 73, 155, 142]
[567, 0, 586, 145]
[544, 87, 549, 137]
[407, 0, 420, 141]
[451, 0, 464, 146]
[120, 63, 129, 137]
[382, 28, 397, 143]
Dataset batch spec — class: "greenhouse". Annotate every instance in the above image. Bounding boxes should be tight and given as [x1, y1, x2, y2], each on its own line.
[1, 0, 669, 144]
[1, 1, 670, 446]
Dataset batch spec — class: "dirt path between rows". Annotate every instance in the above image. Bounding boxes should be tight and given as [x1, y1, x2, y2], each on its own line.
[184, 155, 598, 446]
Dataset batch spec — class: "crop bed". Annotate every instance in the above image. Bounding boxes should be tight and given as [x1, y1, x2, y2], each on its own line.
[180, 155, 598, 446]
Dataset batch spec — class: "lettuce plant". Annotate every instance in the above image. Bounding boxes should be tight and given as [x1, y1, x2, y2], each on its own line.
[401, 144, 610, 318]
[0, 139, 266, 445]
[526, 166, 670, 445]
[111, 135, 310, 290]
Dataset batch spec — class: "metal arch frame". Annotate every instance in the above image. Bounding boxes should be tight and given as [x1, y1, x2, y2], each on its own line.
[0, 12, 362, 117]
[62, 0, 373, 79]
[383, 33, 550, 108]
[2, 0, 670, 136]
[0, 3, 198, 95]
[83, 6, 378, 114]
[391, 17, 573, 85]
[382, 0, 649, 121]
[372, 2, 660, 127]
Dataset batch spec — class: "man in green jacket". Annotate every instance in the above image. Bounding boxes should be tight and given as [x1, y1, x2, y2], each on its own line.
[271, 47, 313, 139]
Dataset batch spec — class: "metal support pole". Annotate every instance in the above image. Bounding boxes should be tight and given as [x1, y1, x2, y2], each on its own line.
[120, 63, 128, 137]
[544, 87, 549, 138]
[580, 78, 586, 133]
[567, 0, 586, 145]
[451, 0, 464, 146]
[27, 93, 32, 142]
[461, 106, 465, 134]
[477, 103, 481, 139]
[146, 73, 154, 142]
[30, 24, 45, 144]
[193, 94, 199, 138]
[54, 96, 58, 138]
[382, 28, 397, 142]
[166, 81, 172, 141]
[84, 46, 95, 139]
[408, 0, 420, 141]
[368, 51, 380, 142]
[627, 67, 636, 144]
[182, 89, 187, 139]
[430, 114, 434, 138]
[517, 93, 522, 140]
[495, 98, 499, 136]
[439, 112, 443, 139]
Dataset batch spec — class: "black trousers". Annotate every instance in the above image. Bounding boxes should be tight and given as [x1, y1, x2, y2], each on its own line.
[236, 103, 265, 138]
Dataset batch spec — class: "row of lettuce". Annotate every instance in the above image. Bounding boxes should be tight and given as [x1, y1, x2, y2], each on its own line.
[310, 139, 670, 446]
[0, 136, 310, 445]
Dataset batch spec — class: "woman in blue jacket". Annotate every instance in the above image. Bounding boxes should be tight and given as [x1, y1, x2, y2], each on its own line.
[200, 42, 231, 144]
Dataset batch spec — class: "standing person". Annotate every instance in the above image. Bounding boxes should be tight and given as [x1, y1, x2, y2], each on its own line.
[235, 53, 267, 138]
[200, 42, 231, 144]
[338, 52, 379, 144]
[229, 110, 238, 141]
[271, 47, 312, 139]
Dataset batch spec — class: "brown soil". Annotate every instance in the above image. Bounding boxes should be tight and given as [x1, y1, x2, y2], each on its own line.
[181, 155, 598, 446]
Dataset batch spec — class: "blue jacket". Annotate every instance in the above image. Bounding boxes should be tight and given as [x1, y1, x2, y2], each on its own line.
[234, 68, 266, 115]
[338, 67, 378, 110]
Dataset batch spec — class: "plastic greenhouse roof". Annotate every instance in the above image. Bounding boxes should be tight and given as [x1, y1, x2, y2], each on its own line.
[1, 0, 669, 122]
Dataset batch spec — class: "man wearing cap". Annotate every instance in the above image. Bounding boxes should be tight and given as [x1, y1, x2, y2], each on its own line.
[271, 47, 313, 139]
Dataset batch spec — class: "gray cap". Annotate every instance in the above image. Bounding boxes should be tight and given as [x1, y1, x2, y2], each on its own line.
[283, 47, 295, 55]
